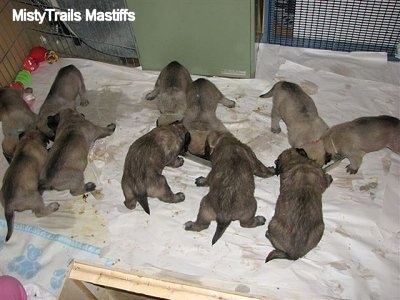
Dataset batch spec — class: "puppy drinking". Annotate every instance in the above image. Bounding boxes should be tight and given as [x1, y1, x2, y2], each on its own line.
[145, 61, 192, 126]
[0, 88, 37, 163]
[37, 64, 89, 138]
[260, 81, 329, 165]
[0, 129, 57, 242]
[40, 108, 116, 195]
[321, 115, 400, 174]
[265, 148, 332, 262]
[183, 78, 235, 157]
[121, 122, 190, 214]
[185, 131, 275, 245]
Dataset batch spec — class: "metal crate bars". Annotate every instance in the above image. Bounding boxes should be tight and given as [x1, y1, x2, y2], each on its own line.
[263, 0, 400, 60]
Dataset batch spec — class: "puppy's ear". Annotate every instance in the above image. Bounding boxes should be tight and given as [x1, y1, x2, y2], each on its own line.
[324, 152, 332, 164]
[47, 113, 60, 130]
[274, 159, 282, 175]
[202, 139, 211, 160]
[183, 132, 191, 154]
[18, 131, 26, 140]
[170, 120, 183, 126]
[295, 148, 308, 158]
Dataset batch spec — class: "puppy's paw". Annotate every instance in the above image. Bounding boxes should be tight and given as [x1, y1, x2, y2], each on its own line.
[195, 176, 207, 186]
[169, 157, 184, 168]
[271, 127, 281, 134]
[177, 157, 184, 167]
[173, 192, 185, 203]
[124, 200, 137, 210]
[145, 89, 158, 100]
[326, 174, 333, 186]
[80, 98, 89, 106]
[224, 100, 236, 108]
[255, 215, 266, 226]
[107, 123, 116, 132]
[184, 221, 195, 231]
[84, 182, 96, 192]
[49, 202, 60, 212]
[346, 165, 358, 174]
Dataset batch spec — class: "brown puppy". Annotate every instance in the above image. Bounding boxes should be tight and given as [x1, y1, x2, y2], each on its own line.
[265, 148, 332, 262]
[145, 61, 193, 126]
[121, 122, 190, 214]
[37, 64, 89, 138]
[39, 108, 116, 195]
[321, 115, 400, 174]
[183, 78, 235, 157]
[0, 88, 37, 163]
[185, 131, 275, 245]
[0, 129, 57, 242]
[260, 81, 329, 165]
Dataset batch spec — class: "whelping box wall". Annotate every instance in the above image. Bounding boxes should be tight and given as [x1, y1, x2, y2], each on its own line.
[127, 0, 255, 78]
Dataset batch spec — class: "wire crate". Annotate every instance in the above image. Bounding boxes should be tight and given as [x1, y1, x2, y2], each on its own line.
[0, 0, 139, 87]
[263, 0, 400, 61]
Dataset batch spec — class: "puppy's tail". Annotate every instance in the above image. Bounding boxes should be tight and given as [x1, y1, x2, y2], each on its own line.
[212, 218, 231, 245]
[259, 84, 275, 98]
[265, 249, 291, 263]
[137, 194, 150, 215]
[5, 207, 15, 242]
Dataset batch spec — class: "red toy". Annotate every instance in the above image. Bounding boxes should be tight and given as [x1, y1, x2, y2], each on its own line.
[28, 46, 47, 63]
[23, 56, 39, 72]
[9, 81, 23, 89]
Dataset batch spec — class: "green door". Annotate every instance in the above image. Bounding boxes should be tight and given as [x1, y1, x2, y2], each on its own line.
[126, 0, 255, 78]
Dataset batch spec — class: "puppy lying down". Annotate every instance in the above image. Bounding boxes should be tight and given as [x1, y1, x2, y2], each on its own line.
[185, 131, 275, 245]
[265, 148, 332, 262]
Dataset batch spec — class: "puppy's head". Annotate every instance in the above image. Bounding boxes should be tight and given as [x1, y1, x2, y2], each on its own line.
[275, 148, 309, 175]
[19, 129, 49, 147]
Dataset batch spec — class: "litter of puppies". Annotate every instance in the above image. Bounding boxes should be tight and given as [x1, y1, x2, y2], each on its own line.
[0, 55, 396, 298]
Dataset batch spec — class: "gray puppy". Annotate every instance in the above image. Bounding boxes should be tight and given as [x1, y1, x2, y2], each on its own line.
[260, 81, 329, 165]
[185, 131, 275, 245]
[265, 148, 332, 262]
[321, 115, 400, 174]
[0, 129, 58, 242]
[183, 78, 235, 157]
[121, 122, 190, 214]
[145, 61, 193, 126]
[37, 64, 89, 138]
[39, 108, 116, 195]
[0, 87, 37, 163]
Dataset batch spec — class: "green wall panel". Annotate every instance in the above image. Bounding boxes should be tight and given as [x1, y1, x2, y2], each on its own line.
[126, 0, 255, 78]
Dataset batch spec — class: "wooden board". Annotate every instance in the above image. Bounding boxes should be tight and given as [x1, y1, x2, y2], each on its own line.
[58, 260, 271, 300]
